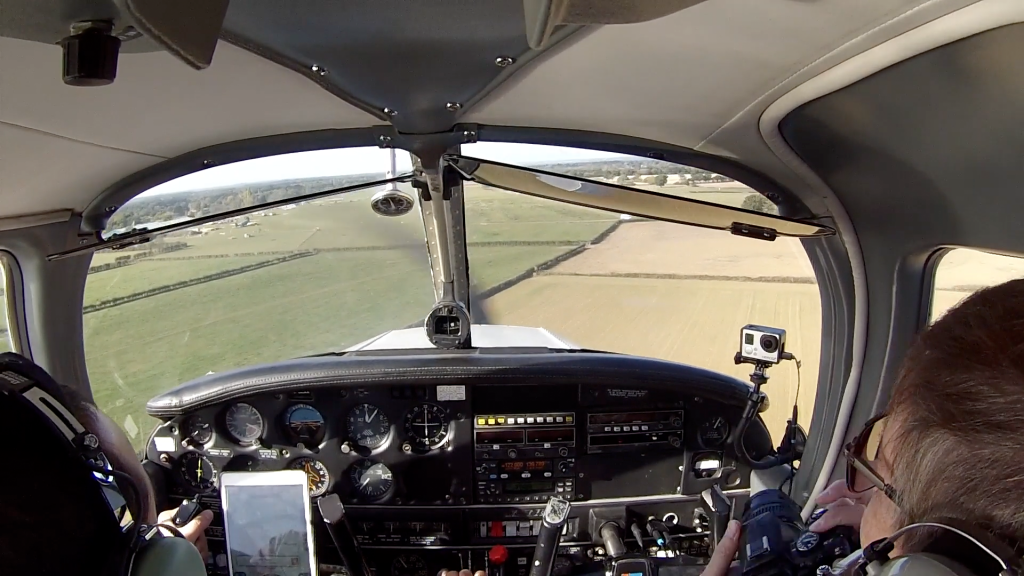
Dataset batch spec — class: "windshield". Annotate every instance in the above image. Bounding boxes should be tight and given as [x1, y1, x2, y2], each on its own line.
[84, 144, 821, 449]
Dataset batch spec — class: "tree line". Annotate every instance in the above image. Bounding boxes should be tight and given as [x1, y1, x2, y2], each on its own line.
[532, 159, 733, 183]
[108, 159, 736, 231]
[107, 172, 386, 230]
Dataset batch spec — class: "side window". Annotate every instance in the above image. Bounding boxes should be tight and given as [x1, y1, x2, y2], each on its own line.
[931, 248, 1024, 321]
[0, 255, 13, 353]
[462, 142, 822, 445]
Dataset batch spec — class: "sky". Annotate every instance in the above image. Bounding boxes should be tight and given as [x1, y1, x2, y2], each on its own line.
[141, 142, 628, 197]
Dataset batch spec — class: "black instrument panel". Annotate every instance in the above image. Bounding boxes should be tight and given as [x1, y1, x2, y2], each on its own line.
[152, 385, 471, 506]
[142, 351, 775, 576]
[147, 381, 770, 506]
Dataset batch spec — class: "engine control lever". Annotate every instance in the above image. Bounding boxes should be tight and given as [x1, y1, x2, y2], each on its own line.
[529, 496, 571, 576]
[701, 484, 733, 551]
[600, 522, 627, 558]
[318, 494, 372, 576]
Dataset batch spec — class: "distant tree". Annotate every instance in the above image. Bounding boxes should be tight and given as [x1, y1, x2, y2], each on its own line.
[653, 174, 668, 187]
[741, 193, 778, 215]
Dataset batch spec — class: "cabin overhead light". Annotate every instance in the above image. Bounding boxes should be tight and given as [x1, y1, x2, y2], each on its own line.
[445, 102, 463, 112]
[383, 107, 398, 117]
[310, 64, 328, 76]
[494, 56, 515, 67]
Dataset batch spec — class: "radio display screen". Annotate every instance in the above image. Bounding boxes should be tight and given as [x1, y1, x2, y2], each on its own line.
[504, 480, 555, 494]
[476, 430, 525, 445]
[589, 412, 661, 425]
[500, 460, 551, 472]
[526, 428, 574, 444]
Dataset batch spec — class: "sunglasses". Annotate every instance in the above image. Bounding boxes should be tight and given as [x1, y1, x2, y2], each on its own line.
[844, 413, 899, 503]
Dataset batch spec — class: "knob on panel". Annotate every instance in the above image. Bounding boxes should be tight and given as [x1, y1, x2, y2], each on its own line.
[489, 544, 508, 565]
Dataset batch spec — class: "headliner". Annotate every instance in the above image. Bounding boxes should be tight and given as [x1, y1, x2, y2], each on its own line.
[0, 0, 1001, 221]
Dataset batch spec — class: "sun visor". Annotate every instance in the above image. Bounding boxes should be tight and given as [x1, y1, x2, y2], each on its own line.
[524, 0, 710, 49]
[119, 0, 228, 69]
[447, 155, 834, 239]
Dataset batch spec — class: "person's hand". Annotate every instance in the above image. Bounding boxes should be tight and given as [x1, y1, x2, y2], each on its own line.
[439, 571, 485, 576]
[701, 519, 742, 576]
[157, 506, 214, 560]
[809, 480, 871, 533]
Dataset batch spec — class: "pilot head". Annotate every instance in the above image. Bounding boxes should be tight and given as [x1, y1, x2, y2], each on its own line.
[0, 354, 149, 575]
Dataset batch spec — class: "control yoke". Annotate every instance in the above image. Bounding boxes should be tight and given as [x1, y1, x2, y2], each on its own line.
[529, 497, 571, 576]
[318, 494, 372, 576]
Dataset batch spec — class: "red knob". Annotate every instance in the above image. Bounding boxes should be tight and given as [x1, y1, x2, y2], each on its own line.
[488, 544, 508, 565]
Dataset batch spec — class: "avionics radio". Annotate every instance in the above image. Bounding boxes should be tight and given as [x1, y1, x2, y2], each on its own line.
[586, 410, 684, 454]
[473, 412, 577, 504]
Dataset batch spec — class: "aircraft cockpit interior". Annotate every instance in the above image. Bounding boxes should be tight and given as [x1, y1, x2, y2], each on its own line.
[3, 2, 1024, 576]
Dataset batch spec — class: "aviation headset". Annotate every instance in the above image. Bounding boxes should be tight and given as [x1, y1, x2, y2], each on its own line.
[818, 519, 1022, 576]
[0, 352, 205, 576]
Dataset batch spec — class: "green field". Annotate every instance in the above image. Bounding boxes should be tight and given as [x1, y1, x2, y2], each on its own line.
[87, 256, 274, 305]
[84, 183, 612, 447]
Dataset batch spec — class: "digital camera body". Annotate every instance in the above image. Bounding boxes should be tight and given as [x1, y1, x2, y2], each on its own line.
[739, 325, 787, 365]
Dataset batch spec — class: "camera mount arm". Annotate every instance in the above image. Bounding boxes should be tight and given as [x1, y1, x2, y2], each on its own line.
[729, 356, 803, 471]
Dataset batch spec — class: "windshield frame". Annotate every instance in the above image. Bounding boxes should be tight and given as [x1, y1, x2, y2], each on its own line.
[66, 127, 851, 505]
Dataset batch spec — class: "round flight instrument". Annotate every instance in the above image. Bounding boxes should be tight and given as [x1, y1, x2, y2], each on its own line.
[224, 454, 266, 472]
[182, 414, 213, 445]
[349, 460, 395, 502]
[224, 402, 264, 445]
[347, 403, 391, 449]
[699, 416, 730, 448]
[288, 457, 331, 497]
[404, 403, 450, 449]
[284, 404, 325, 446]
[177, 452, 218, 492]
[391, 553, 429, 576]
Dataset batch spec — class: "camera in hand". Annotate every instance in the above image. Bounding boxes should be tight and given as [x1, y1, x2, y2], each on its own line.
[740, 489, 857, 576]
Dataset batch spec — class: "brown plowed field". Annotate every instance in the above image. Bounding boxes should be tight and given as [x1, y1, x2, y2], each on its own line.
[556, 221, 815, 280]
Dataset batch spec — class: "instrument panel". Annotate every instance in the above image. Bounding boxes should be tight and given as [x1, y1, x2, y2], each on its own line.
[148, 383, 763, 507]
[142, 352, 775, 576]
[155, 386, 465, 506]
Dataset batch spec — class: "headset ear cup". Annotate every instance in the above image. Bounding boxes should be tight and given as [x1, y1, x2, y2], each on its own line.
[919, 518, 1024, 575]
[130, 537, 206, 576]
[869, 554, 978, 576]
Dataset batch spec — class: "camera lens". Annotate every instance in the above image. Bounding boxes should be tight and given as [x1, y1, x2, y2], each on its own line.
[760, 334, 779, 353]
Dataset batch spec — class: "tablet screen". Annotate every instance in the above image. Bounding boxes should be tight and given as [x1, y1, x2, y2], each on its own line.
[223, 483, 313, 576]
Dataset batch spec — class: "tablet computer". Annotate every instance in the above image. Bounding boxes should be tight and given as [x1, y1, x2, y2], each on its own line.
[220, 470, 317, 576]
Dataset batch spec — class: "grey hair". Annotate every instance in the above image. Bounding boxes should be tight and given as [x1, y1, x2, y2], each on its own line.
[887, 279, 1024, 553]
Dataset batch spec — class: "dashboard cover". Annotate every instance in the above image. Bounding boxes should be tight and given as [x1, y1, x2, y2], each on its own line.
[146, 350, 754, 417]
